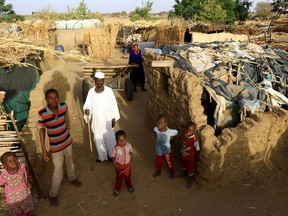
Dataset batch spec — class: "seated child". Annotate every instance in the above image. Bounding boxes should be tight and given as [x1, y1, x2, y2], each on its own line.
[112, 130, 134, 196]
[153, 115, 178, 178]
[178, 121, 200, 188]
[0, 151, 34, 216]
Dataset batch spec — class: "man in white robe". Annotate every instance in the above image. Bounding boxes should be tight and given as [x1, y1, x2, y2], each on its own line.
[83, 72, 120, 162]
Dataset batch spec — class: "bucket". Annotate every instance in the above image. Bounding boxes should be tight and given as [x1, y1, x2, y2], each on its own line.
[55, 45, 64, 52]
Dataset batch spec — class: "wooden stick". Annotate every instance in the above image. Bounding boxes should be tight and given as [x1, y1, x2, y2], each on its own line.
[87, 120, 94, 171]
[9, 110, 46, 199]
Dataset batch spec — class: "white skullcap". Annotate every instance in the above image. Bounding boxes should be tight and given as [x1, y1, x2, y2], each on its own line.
[94, 71, 105, 79]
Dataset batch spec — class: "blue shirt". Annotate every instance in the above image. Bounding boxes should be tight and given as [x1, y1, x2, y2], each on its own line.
[154, 127, 178, 155]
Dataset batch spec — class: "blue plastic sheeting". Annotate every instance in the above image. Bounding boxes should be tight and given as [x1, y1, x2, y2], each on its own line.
[137, 42, 155, 54]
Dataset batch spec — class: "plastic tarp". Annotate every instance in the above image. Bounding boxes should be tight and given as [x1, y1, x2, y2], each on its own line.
[0, 60, 40, 130]
[155, 42, 288, 129]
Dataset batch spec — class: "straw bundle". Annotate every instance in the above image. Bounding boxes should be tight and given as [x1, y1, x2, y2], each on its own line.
[86, 24, 119, 59]
[0, 20, 89, 67]
[18, 21, 55, 44]
[0, 35, 88, 68]
[155, 22, 185, 47]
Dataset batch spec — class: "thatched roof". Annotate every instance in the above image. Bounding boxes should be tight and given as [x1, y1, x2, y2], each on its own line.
[0, 21, 87, 68]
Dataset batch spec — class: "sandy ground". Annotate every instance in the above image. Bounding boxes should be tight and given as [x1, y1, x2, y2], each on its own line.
[1, 53, 288, 215]
[11, 60, 284, 216]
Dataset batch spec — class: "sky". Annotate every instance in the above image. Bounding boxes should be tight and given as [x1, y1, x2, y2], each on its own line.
[6, 0, 270, 16]
[5, 0, 175, 15]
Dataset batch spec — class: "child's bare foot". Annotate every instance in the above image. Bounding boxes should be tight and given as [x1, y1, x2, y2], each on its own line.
[186, 176, 193, 188]
[49, 196, 59, 206]
[153, 169, 161, 178]
[70, 179, 82, 187]
[169, 170, 175, 179]
[177, 170, 187, 178]
[128, 186, 135, 193]
[113, 190, 120, 197]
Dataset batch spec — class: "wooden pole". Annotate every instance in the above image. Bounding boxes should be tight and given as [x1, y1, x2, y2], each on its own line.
[87, 120, 94, 171]
[9, 110, 46, 199]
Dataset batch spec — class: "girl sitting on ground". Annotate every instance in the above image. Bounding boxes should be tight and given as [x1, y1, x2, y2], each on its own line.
[0, 151, 34, 216]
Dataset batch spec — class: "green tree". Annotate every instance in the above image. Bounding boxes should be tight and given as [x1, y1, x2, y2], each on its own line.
[172, 0, 204, 21]
[199, 0, 227, 23]
[268, 0, 288, 31]
[170, 0, 236, 23]
[0, 0, 14, 15]
[63, 0, 91, 20]
[272, 0, 288, 15]
[75, 0, 90, 19]
[234, 0, 252, 24]
[130, 1, 153, 21]
[255, 1, 273, 19]
[216, 0, 236, 24]
[32, 6, 61, 20]
[0, 0, 24, 22]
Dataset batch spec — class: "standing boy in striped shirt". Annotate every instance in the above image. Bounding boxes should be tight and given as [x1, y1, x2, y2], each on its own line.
[38, 89, 81, 206]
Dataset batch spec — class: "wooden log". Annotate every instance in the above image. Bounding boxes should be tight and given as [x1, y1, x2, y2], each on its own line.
[0, 147, 21, 152]
[89, 64, 138, 69]
[83, 70, 93, 72]
[84, 73, 119, 77]
[9, 111, 46, 199]
[0, 141, 20, 144]
[0, 143, 20, 147]
[151, 61, 174, 68]
[0, 138, 19, 141]
[0, 120, 18, 123]
[0, 131, 17, 134]
[0, 134, 17, 137]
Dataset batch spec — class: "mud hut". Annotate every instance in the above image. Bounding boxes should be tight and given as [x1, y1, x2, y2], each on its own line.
[143, 42, 288, 184]
[52, 20, 119, 59]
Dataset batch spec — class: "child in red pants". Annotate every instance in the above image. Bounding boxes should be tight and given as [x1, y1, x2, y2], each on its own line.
[153, 115, 178, 178]
[112, 130, 134, 196]
[178, 121, 200, 188]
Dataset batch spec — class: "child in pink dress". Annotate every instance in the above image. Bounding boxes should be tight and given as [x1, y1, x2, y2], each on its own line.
[112, 130, 134, 196]
[0, 152, 34, 216]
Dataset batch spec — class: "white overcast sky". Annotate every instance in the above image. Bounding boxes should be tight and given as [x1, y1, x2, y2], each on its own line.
[6, 0, 271, 15]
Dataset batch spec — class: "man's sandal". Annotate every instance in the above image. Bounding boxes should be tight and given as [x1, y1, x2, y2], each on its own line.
[70, 179, 82, 187]
[49, 196, 59, 206]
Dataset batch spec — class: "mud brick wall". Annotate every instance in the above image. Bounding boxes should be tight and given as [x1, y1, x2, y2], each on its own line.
[199, 110, 288, 184]
[22, 60, 72, 154]
[143, 49, 288, 184]
[143, 50, 207, 160]
[143, 49, 207, 132]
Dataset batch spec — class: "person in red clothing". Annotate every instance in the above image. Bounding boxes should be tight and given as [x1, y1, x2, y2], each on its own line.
[112, 130, 134, 196]
[178, 121, 200, 188]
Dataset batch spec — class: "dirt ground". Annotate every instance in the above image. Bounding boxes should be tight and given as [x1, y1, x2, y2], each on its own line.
[0, 44, 288, 215]
[7, 59, 284, 216]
